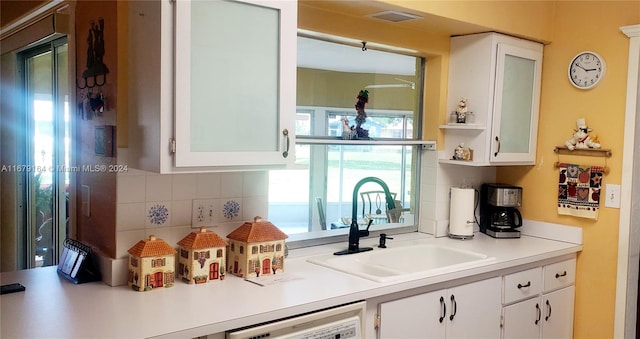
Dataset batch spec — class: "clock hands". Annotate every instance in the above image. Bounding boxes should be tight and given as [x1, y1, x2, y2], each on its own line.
[575, 63, 598, 72]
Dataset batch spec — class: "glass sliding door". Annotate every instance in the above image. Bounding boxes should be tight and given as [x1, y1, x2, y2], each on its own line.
[21, 37, 69, 268]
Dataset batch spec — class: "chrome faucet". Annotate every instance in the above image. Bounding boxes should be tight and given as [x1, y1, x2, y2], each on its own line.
[334, 177, 396, 255]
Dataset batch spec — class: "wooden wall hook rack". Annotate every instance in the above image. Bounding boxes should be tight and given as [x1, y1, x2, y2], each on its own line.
[553, 146, 612, 174]
[553, 146, 612, 157]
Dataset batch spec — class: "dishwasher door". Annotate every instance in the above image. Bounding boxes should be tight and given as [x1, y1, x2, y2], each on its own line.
[226, 301, 365, 339]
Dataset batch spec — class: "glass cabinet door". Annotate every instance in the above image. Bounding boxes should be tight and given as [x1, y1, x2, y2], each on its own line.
[491, 43, 542, 164]
[174, 0, 296, 167]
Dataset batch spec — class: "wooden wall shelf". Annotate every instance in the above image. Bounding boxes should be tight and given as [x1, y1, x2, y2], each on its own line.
[553, 146, 612, 158]
[553, 146, 612, 174]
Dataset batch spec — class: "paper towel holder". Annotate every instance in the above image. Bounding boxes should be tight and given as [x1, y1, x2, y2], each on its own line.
[448, 187, 478, 240]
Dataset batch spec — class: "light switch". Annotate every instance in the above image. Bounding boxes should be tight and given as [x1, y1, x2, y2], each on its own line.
[605, 184, 621, 209]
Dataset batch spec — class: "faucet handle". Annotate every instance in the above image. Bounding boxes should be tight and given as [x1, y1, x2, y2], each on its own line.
[365, 218, 374, 231]
[358, 219, 374, 238]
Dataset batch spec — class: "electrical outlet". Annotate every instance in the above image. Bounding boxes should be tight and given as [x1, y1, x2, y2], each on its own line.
[192, 199, 217, 227]
[605, 184, 621, 209]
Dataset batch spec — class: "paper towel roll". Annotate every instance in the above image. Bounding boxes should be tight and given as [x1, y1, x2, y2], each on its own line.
[449, 187, 476, 238]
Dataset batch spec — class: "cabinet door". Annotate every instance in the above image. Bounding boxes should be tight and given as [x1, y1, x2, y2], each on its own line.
[490, 43, 542, 164]
[541, 286, 575, 339]
[174, 0, 296, 167]
[502, 297, 542, 339]
[446, 277, 502, 338]
[378, 290, 446, 338]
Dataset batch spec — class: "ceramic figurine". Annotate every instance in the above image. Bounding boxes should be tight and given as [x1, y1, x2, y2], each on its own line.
[341, 117, 356, 140]
[455, 97, 468, 123]
[127, 235, 177, 292]
[452, 143, 473, 161]
[177, 226, 229, 284]
[226, 216, 288, 278]
[565, 118, 601, 150]
[453, 143, 465, 160]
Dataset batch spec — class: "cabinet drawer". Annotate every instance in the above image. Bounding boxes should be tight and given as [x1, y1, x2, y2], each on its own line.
[503, 267, 542, 304]
[543, 258, 576, 292]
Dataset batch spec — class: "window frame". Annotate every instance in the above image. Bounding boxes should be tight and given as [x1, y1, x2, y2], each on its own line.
[271, 37, 427, 249]
[300, 106, 416, 227]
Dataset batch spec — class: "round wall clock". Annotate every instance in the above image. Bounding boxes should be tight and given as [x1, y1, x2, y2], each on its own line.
[568, 51, 606, 89]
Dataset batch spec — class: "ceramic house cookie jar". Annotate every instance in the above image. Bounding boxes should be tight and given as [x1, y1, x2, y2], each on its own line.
[177, 226, 229, 284]
[226, 216, 288, 278]
[127, 235, 177, 292]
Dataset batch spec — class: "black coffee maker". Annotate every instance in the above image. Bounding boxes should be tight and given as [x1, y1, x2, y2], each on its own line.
[480, 183, 523, 238]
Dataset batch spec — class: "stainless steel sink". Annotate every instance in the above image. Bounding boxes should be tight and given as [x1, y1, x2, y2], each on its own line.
[307, 243, 495, 282]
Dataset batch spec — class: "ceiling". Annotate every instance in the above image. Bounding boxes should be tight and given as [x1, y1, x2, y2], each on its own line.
[296, 1, 491, 75]
[0, 1, 46, 29]
[298, 1, 490, 38]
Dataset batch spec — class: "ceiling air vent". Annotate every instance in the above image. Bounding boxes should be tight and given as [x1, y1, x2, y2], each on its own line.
[369, 10, 422, 23]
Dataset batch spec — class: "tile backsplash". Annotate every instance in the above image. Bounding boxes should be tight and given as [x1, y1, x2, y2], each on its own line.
[419, 150, 496, 237]
[106, 150, 491, 285]
[116, 169, 268, 259]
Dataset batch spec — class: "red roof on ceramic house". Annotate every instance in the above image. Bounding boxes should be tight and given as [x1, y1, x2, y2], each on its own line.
[227, 216, 288, 243]
[128, 235, 177, 257]
[177, 227, 228, 249]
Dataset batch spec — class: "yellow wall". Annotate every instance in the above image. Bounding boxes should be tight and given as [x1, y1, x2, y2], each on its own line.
[301, 1, 639, 337]
[498, 2, 639, 337]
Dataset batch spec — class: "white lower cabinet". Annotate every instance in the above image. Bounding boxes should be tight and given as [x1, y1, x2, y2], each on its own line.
[541, 286, 575, 338]
[377, 277, 502, 338]
[502, 258, 576, 339]
[503, 296, 541, 339]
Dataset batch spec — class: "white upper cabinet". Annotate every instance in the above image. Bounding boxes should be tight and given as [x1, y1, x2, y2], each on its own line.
[128, 0, 296, 173]
[440, 32, 543, 166]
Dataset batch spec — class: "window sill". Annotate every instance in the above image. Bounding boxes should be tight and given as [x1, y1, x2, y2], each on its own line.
[296, 136, 436, 149]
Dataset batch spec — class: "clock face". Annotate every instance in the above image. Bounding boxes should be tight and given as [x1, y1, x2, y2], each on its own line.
[568, 51, 605, 89]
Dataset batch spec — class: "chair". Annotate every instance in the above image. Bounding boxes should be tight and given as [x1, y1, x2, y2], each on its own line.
[315, 197, 327, 230]
[360, 191, 397, 224]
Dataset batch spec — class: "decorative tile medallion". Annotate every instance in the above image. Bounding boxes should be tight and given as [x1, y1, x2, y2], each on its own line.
[223, 200, 240, 220]
[148, 204, 169, 225]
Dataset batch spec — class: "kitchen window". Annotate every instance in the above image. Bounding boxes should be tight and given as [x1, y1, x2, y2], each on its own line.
[268, 33, 423, 241]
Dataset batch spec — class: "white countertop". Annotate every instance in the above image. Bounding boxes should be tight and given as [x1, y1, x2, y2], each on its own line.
[0, 232, 581, 339]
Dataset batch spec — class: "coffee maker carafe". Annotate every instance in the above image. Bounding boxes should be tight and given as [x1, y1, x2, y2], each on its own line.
[480, 183, 523, 238]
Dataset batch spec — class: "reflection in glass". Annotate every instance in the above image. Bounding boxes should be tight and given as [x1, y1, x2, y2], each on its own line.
[269, 34, 422, 237]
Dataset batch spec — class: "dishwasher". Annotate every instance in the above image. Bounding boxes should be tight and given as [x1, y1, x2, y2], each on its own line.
[225, 301, 365, 339]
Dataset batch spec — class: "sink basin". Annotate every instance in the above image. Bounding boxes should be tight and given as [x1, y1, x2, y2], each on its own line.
[307, 243, 495, 282]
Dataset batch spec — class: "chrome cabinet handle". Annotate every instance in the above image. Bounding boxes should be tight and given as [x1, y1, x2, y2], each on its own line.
[494, 136, 501, 157]
[535, 303, 541, 325]
[517, 281, 531, 289]
[439, 296, 446, 323]
[449, 294, 457, 321]
[282, 129, 290, 158]
[555, 271, 567, 279]
[545, 299, 552, 321]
